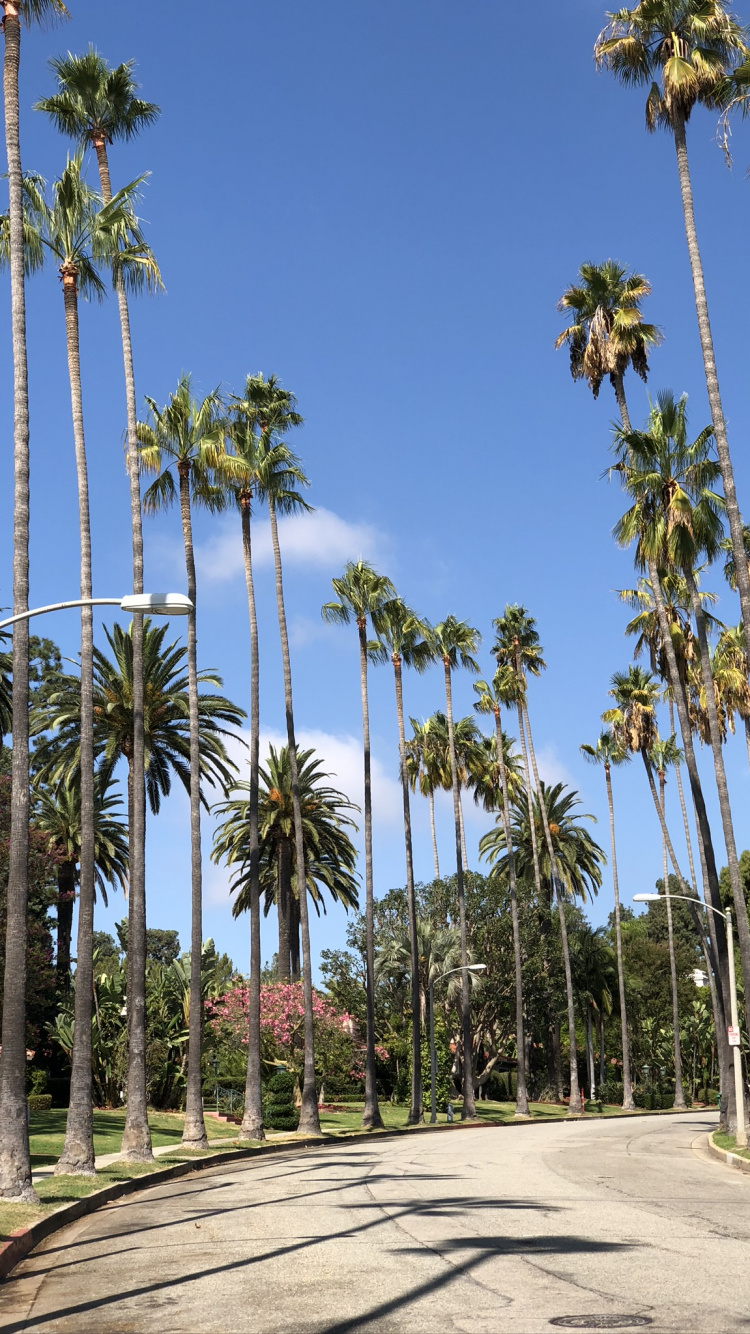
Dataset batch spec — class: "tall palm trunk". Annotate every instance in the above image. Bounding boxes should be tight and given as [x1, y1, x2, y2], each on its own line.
[522, 694, 580, 1113]
[614, 380, 733, 1121]
[684, 566, 750, 1039]
[95, 137, 151, 1162]
[239, 496, 263, 1141]
[516, 697, 561, 1099]
[658, 768, 686, 1109]
[459, 800, 469, 871]
[393, 656, 422, 1124]
[267, 494, 320, 1135]
[428, 789, 439, 879]
[0, 6, 34, 1203]
[492, 707, 529, 1116]
[585, 1004, 595, 1101]
[178, 463, 208, 1150]
[356, 617, 383, 1131]
[603, 761, 634, 1110]
[671, 112, 750, 672]
[289, 894, 301, 983]
[277, 840, 292, 981]
[55, 273, 96, 1176]
[442, 660, 476, 1120]
[56, 863, 75, 993]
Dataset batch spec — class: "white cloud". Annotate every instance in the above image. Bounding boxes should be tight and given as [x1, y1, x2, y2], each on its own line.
[533, 744, 574, 789]
[195, 508, 391, 585]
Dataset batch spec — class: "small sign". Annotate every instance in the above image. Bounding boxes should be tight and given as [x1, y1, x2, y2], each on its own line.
[728, 1026, 741, 1047]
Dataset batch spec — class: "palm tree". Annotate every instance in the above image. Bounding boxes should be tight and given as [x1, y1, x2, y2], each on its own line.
[428, 616, 481, 1119]
[0, 0, 69, 1207]
[0, 632, 11, 743]
[580, 731, 635, 1108]
[555, 259, 661, 417]
[415, 711, 483, 870]
[140, 375, 228, 1151]
[404, 717, 442, 878]
[33, 778, 129, 993]
[36, 45, 161, 1163]
[493, 605, 581, 1112]
[713, 625, 750, 769]
[596, 2, 750, 670]
[570, 923, 615, 1100]
[650, 735, 687, 1106]
[323, 561, 397, 1130]
[474, 674, 529, 1116]
[614, 392, 750, 1039]
[373, 598, 434, 1124]
[376, 918, 462, 1029]
[237, 373, 321, 1136]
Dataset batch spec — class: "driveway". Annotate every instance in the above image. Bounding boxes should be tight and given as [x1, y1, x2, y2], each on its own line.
[0, 1110, 745, 1333]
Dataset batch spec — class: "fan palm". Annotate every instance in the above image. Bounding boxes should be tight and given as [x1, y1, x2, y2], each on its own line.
[713, 625, 750, 768]
[580, 731, 635, 1108]
[323, 561, 396, 1130]
[0, 0, 69, 1206]
[33, 779, 128, 992]
[140, 375, 229, 1151]
[372, 598, 434, 1124]
[493, 606, 581, 1112]
[239, 373, 321, 1136]
[596, 1, 750, 670]
[36, 46, 161, 1163]
[475, 673, 529, 1117]
[555, 259, 661, 415]
[428, 616, 480, 1119]
[404, 717, 443, 878]
[614, 393, 750, 1038]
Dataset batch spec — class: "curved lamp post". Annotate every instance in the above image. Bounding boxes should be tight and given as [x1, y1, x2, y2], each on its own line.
[634, 892, 746, 1147]
[429, 963, 486, 1124]
[0, 592, 192, 631]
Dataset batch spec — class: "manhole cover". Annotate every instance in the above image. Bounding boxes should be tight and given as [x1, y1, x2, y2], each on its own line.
[549, 1319, 652, 1330]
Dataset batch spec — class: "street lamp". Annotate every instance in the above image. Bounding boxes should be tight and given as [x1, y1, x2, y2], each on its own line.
[429, 963, 487, 1124]
[634, 891, 746, 1147]
[0, 591, 192, 631]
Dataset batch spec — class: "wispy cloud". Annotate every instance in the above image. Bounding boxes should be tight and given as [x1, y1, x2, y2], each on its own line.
[194, 507, 392, 585]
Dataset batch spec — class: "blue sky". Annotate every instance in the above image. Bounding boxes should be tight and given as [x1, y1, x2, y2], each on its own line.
[3, 0, 750, 976]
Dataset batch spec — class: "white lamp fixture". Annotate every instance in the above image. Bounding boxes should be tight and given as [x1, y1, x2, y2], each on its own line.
[120, 593, 192, 616]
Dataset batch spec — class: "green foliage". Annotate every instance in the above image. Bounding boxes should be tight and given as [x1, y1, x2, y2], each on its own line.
[27, 1094, 52, 1112]
[263, 1070, 299, 1131]
[419, 1031, 453, 1112]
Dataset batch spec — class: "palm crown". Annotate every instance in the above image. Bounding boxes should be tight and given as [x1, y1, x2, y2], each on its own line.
[595, 0, 749, 129]
[492, 605, 546, 679]
[555, 260, 661, 398]
[322, 560, 397, 632]
[139, 375, 228, 512]
[480, 781, 604, 903]
[372, 599, 434, 669]
[603, 663, 661, 754]
[580, 730, 632, 771]
[430, 615, 481, 672]
[35, 47, 159, 148]
[33, 778, 128, 904]
[226, 376, 311, 517]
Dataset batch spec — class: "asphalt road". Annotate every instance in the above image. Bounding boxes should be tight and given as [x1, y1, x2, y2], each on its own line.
[1, 1110, 747, 1334]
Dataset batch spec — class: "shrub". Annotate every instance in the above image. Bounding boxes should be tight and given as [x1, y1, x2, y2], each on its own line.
[600, 1080, 623, 1106]
[263, 1070, 299, 1131]
[27, 1094, 52, 1112]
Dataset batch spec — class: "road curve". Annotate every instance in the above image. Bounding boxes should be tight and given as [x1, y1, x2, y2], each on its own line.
[0, 1110, 746, 1333]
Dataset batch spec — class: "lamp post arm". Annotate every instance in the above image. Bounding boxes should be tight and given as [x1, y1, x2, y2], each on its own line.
[0, 598, 122, 631]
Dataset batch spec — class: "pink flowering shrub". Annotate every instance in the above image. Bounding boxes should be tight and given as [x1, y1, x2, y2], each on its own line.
[207, 981, 388, 1085]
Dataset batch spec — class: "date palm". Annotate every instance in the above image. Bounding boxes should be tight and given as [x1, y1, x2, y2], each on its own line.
[36, 45, 161, 1163]
[428, 616, 480, 1119]
[373, 598, 434, 1124]
[555, 259, 661, 416]
[493, 606, 581, 1112]
[0, 0, 69, 1206]
[580, 731, 635, 1109]
[323, 561, 396, 1130]
[140, 375, 227, 1150]
[596, 1, 750, 672]
[474, 673, 529, 1116]
[481, 783, 604, 904]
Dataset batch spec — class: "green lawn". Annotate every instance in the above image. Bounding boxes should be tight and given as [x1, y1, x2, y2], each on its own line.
[27, 1108, 238, 1172]
[317, 1097, 631, 1133]
[713, 1130, 750, 1161]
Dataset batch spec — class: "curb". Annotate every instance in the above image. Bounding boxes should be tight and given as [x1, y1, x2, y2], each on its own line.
[706, 1131, 750, 1175]
[0, 1106, 713, 1283]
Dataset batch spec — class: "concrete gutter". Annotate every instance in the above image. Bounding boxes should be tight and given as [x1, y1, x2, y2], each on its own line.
[0, 1107, 711, 1284]
[706, 1131, 750, 1175]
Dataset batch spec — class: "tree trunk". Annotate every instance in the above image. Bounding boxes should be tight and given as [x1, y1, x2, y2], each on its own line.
[604, 763, 634, 1109]
[598, 1010, 606, 1091]
[277, 840, 292, 982]
[585, 1005, 595, 1101]
[357, 619, 383, 1130]
[522, 694, 579, 1113]
[238, 498, 263, 1141]
[459, 799, 469, 871]
[94, 138, 152, 1164]
[684, 565, 750, 1040]
[267, 495, 320, 1135]
[289, 892, 301, 984]
[0, 8, 35, 1204]
[178, 464, 208, 1150]
[56, 863, 76, 993]
[672, 112, 750, 675]
[393, 658, 423, 1124]
[658, 769, 686, 1109]
[55, 278, 96, 1176]
[443, 660, 476, 1120]
[493, 709, 529, 1116]
[428, 789, 439, 880]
